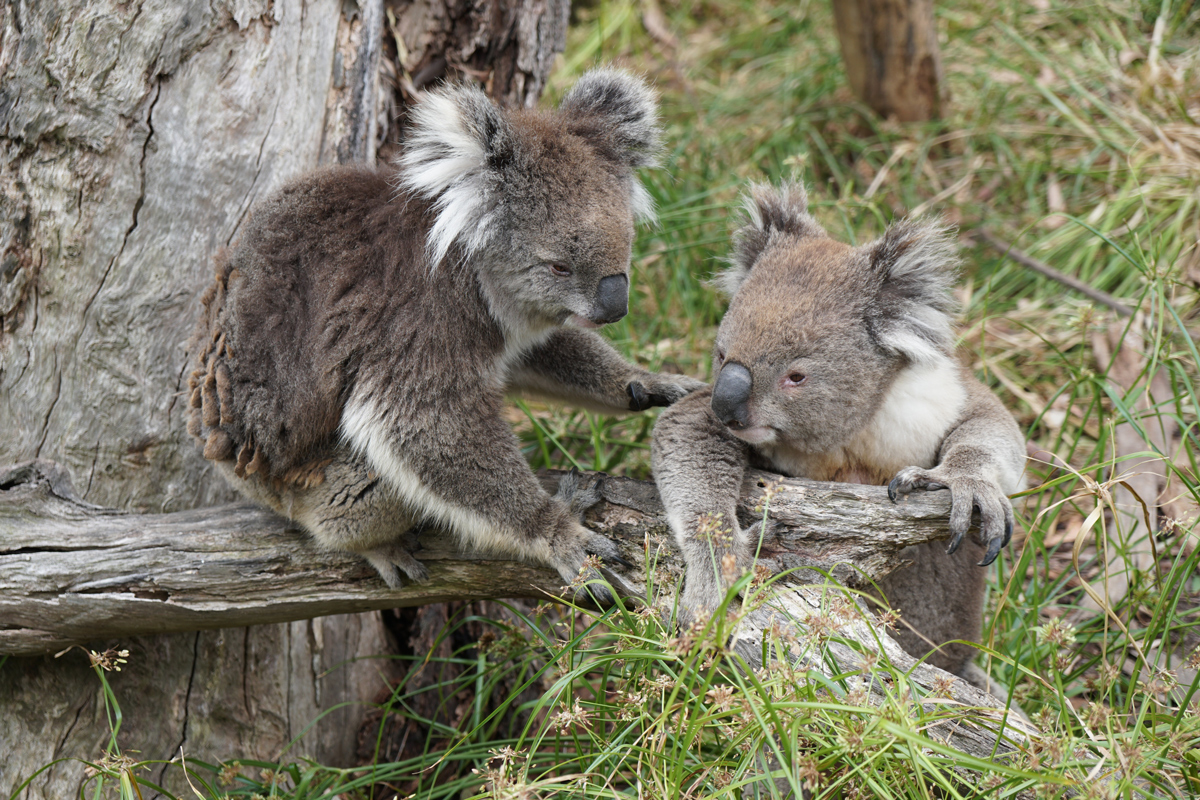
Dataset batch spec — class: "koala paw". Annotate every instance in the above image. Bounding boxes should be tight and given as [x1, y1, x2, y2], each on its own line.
[554, 468, 606, 521]
[548, 521, 634, 605]
[361, 535, 429, 589]
[678, 571, 727, 629]
[627, 373, 707, 411]
[888, 466, 1014, 567]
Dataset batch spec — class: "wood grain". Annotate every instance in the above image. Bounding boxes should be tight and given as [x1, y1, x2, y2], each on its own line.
[0, 460, 967, 656]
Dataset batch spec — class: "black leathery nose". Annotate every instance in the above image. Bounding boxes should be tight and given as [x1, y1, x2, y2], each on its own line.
[592, 274, 629, 324]
[711, 362, 753, 428]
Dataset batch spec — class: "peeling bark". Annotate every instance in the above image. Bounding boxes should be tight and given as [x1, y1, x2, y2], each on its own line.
[0, 460, 978, 656]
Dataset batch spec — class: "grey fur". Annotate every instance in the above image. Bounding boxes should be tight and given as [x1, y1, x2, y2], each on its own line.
[651, 183, 1025, 681]
[185, 69, 704, 599]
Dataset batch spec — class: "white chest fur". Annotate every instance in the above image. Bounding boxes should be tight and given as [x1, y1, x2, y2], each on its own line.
[763, 356, 967, 483]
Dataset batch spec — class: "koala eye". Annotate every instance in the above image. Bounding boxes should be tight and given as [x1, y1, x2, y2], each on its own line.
[548, 262, 571, 277]
[782, 372, 806, 388]
[716, 348, 726, 364]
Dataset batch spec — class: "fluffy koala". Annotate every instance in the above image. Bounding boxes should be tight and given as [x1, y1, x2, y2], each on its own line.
[651, 182, 1025, 680]
[185, 69, 703, 598]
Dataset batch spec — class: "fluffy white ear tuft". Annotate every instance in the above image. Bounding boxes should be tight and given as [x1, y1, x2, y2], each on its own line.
[716, 181, 826, 297]
[397, 84, 512, 268]
[630, 179, 655, 223]
[561, 68, 661, 225]
[864, 218, 960, 364]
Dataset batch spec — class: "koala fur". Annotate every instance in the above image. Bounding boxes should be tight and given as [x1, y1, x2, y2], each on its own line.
[650, 182, 1025, 680]
[186, 69, 703, 597]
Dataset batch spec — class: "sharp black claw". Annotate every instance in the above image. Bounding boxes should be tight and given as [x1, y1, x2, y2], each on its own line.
[887, 476, 901, 503]
[627, 381, 650, 411]
[979, 537, 1003, 567]
[1003, 517, 1013, 547]
[606, 551, 633, 569]
[946, 529, 965, 555]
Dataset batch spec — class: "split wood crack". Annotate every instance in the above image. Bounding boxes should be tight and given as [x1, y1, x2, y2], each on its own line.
[0, 459, 1036, 761]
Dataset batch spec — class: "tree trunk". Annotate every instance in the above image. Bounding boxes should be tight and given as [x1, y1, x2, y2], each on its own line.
[831, 0, 946, 122]
[0, 0, 566, 796]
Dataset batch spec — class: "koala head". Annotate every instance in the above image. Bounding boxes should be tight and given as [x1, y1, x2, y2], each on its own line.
[710, 182, 959, 453]
[397, 68, 661, 332]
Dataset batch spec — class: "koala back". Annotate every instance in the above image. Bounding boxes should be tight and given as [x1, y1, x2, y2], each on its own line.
[187, 68, 663, 484]
[186, 165, 507, 482]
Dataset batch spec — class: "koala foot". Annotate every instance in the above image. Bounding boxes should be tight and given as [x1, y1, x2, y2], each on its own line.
[554, 468, 607, 521]
[888, 466, 1014, 567]
[679, 571, 728, 629]
[546, 515, 636, 606]
[360, 534, 429, 589]
[627, 373, 706, 411]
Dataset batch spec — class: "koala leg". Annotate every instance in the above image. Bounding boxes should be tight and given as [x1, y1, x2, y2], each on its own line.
[507, 328, 705, 414]
[341, 388, 627, 603]
[214, 447, 429, 588]
[873, 539, 987, 678]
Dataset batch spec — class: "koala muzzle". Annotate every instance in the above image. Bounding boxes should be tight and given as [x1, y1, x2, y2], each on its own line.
[590, 274, 629, 325]
[711, 362, 753, 429]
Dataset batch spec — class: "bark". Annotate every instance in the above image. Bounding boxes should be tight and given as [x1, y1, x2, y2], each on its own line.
[386, 0, 569, 109]
[1, 461, 970, 656]
[0, 1, 567, 797]
[1, 460, 1036, 766]
[831, 0, 946, 122]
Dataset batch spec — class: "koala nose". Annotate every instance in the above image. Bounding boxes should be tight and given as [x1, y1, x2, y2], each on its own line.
[711, 362, 753, 429]
[591, 274, 629, 325]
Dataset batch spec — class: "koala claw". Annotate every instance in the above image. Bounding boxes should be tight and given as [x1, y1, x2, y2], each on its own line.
[887, 469, 946, 504]
[888, 466, 1014, 567]
[627, 374, 706, 411]
[555, 468, 606, 519]
[362, 539, 429, 589]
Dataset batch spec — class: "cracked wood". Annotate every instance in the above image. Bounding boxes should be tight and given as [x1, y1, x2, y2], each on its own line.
[1, 459, 1036, 762]
[4, 458, 970, 656]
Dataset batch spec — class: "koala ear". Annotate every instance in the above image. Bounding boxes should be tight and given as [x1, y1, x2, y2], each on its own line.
[561, 68, 661, 167]
[863, 218, 960, 364]
[716, 181, 826, 297]
[560, 68, 661, 221]
[397, 83, 514, 268]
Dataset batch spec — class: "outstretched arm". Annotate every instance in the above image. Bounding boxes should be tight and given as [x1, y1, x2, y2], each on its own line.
[507, 328, 705, 414]
[651, 388, 754, 621]
[889, 375, 1026, 566]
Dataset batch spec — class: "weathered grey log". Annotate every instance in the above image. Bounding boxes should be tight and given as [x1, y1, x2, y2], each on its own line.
[1, 459, 1036, 765]
[1, 459, 969, 656]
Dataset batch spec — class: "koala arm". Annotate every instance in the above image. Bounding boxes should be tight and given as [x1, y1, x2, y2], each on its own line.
[507, 328, 705, 414]
[650, 387, 755, 621]
[889, 374, 1027, 566]
[340, 382, 623, 600]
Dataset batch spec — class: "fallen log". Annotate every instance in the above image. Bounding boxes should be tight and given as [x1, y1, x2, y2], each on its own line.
[1, 459, 1036, 761]
[2, 458, 963, 656]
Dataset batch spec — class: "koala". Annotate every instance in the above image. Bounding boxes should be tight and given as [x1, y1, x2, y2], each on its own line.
[185, 69, 703, 599]
[650, 182, 1025, 681]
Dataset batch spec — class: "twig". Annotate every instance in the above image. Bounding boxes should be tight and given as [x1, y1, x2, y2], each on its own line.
[977, 229, 1135, 317]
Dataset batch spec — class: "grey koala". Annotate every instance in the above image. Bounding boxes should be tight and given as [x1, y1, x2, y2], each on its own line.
[650, 182, 1025, 681]
[185, 69, 704, 598]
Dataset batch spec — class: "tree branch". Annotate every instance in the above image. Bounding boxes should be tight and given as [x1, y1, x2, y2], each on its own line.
[1, 459, 961, 656]
[1, 459, 1035, 759]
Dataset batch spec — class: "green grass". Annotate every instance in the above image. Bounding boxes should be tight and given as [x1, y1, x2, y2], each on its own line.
[19, 0, 1200, 797]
